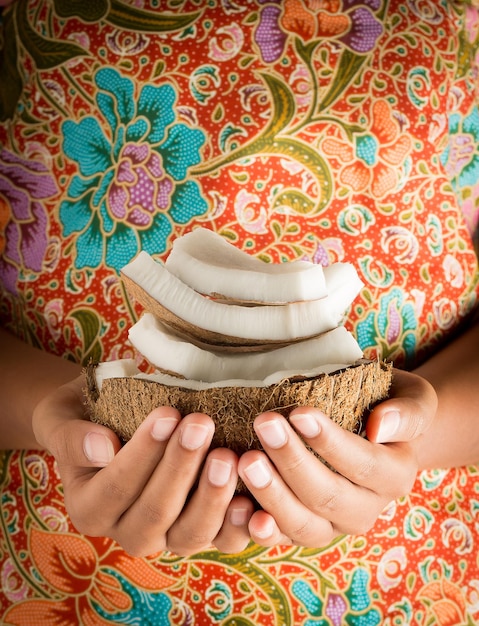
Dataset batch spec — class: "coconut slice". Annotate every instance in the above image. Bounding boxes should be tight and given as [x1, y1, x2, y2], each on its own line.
[93, 358, 363, 391]
[121, 251, 363, 348]
[165, 228, 327, 303]
[127, 312, 364, 383]
[86, 360, 393, 455]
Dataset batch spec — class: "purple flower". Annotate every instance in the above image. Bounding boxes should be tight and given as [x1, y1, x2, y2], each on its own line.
[255, 0, 383, 63]
[0, 149, 57, 293]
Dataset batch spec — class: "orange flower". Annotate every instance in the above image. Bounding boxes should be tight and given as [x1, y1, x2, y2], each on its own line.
[281, 0, 349, 42]
[322, 100, 412, 198]
[4, 528, 174, 625]
[419, 579, 468, 626]
[254, 0, 383, 63]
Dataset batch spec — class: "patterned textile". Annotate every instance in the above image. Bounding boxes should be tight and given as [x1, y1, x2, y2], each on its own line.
[1, 1, 479, 623]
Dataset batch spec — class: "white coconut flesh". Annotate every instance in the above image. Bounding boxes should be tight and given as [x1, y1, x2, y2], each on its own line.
[92, 231, 373, 410]
[165, 227, 327, 303]
[120, 251, 364, 345]
[94, 358, 360, 392]
[127, 312, 364, 383]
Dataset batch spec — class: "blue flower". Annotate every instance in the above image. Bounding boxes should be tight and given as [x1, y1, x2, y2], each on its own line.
[60, 68, 207, 271]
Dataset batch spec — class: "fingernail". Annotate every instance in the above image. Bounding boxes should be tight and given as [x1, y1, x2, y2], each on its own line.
[208, 458, 232, 487]
[376, 410, 401, 443]
[180, 423, 210, 450]
[256, 418, 287, 449]
[255, 516, 275, 539]
[83, 432, 115, 465]
[230, 508, 249, 526]
[243, 459, 272, 489]
[151, 417, 178, 442]
[290, 413, 321, 438]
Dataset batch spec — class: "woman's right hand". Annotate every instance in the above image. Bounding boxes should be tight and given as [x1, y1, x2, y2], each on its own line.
[32, 375, 254, 557]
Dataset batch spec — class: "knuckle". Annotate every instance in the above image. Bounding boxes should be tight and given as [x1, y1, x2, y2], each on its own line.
[354, 456, 378, 483]
[138, 500, 169, 527]
[291, 519, 335, 548]
[310, 489, 339, 514]
[118, 535, 167, 558]
[281, 450, 307, 474]
[167, 531, 211, 557]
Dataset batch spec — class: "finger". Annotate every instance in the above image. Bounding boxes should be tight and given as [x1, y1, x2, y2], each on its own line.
[253, 409, 415, 537]
[248, 510, 292, 547]
[34, 375, 121, 469]
[65, 407, 182, 535]
[238, 449, 337, 547]
[289, 408, 417, 507]
[213, 496, 255, 553]
[112, 413, 216, 555]
[366, 369, 437, 443]
[167, 449, 241, 556]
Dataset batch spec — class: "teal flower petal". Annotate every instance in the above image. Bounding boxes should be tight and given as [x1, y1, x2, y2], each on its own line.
[462, 107, 479, 137]
[291, 580, 323, 617]
[448, 112, 461, 135]
[93, 169, 115, 208]
[63, 118, 112, 176]
[75, 216, 104, 268]
[68, 174, 100, 199]
[105, 223, 140, 272]
[60, 194, 93, 236]
[136, 84, 176, 144]
[99, 201, 115, 235]
[161, 124, 205, 180]
[346, 569, 371, 612]
[95, 67, 135, 125]
[126, 118, 149, 143]
[458, 154, 479, 188]
[139, 212, 173, 255]
[169, 180, 208, 224]
[96, 92, 119, 138]
[355, 134, 378, 166]
[356, 311, 376, 352]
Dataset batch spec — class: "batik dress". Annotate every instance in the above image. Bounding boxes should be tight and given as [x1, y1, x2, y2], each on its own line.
[1, 1, 479, 624]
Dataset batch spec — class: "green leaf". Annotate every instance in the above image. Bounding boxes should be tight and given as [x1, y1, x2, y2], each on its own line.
[259, 72, 296, 139]
[273, 189, 316, 215]
[107, 0, 201, 32]
[267, 138, 332, 214]
[69, 308, 103, 365]
[319, 48, 367, 112]
[294, 37, 319, 66]
[16, 1, 88, 70]
[53, 0, 108, 22]
[197, 545, 293, 626]
[0, 6, 23, 121]
[192, 74, 331, 213]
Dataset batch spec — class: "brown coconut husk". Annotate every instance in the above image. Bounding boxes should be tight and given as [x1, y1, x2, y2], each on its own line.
[85, 360, 392, 457]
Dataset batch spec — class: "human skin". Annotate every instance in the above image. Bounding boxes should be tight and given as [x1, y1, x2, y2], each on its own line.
[0, 319, 478, 554]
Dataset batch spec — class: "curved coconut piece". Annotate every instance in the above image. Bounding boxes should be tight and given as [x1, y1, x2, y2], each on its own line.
[93, 358, 368, 391]
[127, 313, 364, 383]
[121, 251, 364, 348]
[85, 360, 393, 457]
[165, 228, 327, 304]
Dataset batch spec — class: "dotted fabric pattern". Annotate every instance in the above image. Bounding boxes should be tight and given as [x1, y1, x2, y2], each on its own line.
[1, 1, 479, 624]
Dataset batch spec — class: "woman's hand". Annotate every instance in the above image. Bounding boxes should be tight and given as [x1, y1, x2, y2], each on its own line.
[238, 369, 437, 547]
[32, 375, 254, 557]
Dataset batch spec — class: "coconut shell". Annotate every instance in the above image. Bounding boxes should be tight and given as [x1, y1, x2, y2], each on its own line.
[85, 360, 392, 457]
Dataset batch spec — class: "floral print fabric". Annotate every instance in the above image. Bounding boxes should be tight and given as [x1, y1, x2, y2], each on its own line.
[1, 0, 479, 624]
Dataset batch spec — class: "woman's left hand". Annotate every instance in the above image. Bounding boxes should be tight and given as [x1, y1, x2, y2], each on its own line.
[238, 368, 437, 547]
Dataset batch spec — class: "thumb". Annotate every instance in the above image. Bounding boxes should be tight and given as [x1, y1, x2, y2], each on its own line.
[33, 374, 121, 469]
[366, 369, 438, 444]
